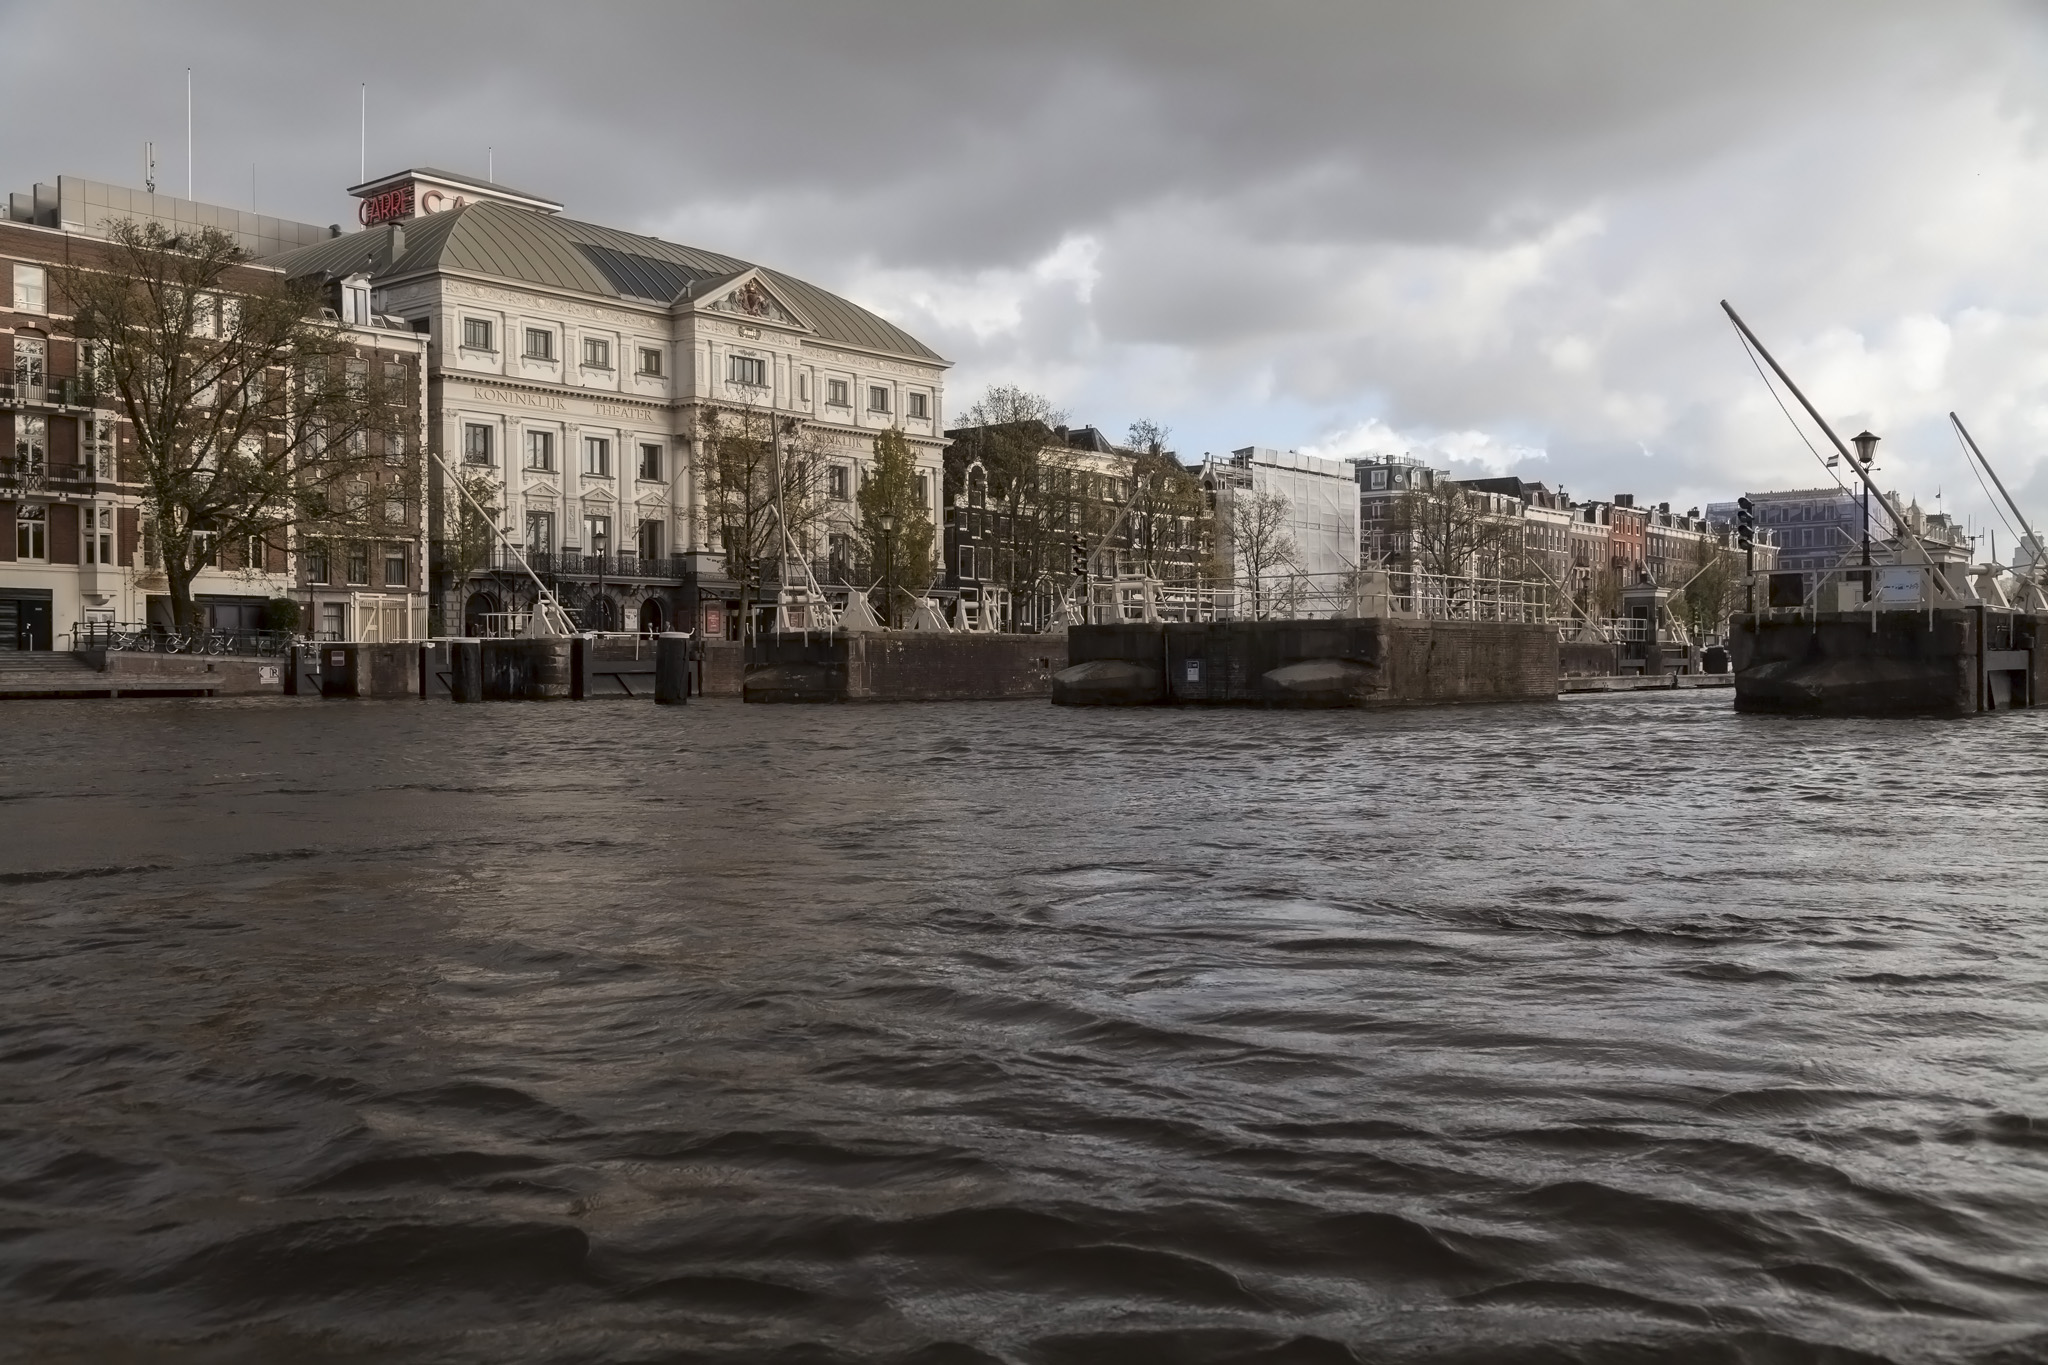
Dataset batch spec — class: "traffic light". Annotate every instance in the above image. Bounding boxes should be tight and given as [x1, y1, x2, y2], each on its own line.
[1736, 496, 1755, 550]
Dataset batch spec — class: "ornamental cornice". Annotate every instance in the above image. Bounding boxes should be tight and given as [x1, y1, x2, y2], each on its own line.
[438, 373, 669, 422]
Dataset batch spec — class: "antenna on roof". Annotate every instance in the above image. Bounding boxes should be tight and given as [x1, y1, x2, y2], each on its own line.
[143, 141, 156, 194]
[186, 68, 193, 198]
[359, 84, 366, 182]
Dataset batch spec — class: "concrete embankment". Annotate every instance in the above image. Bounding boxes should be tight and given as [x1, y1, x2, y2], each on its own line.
[742, 634, 1061, 703]
[1052, 619, 1558, 708]
[1732, 608, 2044, 715]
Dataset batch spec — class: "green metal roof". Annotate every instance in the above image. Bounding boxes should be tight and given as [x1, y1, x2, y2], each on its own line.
[265, 201, 944, 364]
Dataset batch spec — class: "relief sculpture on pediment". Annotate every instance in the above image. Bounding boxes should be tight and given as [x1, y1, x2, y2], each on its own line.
[708, 278, 797, 326]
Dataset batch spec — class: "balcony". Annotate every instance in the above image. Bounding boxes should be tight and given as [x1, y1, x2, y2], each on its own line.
[0, 379, 98, 411]
[484, 547, 691, 582]
[0, 459, 95, 494]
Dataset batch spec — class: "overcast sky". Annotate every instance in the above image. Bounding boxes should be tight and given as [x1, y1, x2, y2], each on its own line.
[8, 2, 2048, 549]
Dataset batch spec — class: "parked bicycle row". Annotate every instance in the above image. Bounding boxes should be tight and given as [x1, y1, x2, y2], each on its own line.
[71, 622, 300, 656]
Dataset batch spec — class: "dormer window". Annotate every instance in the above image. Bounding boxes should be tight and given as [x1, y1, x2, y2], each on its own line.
[342, 278, 372, 326]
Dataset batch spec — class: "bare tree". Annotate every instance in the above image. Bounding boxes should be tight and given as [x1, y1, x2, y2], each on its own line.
[1123, 419, 1212, 584]
[62, 221, 414, 633]
[696, 404, 829, 641]
[950, 384, 1067, 609]
[1225, 488, 1300, 619]
[1394, 480, 1525, 610]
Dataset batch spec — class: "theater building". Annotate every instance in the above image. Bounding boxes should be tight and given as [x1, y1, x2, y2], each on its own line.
[268, 168, 950, 637]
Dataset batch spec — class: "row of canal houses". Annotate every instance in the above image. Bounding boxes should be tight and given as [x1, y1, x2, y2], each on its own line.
[5, 161, 1939, 652]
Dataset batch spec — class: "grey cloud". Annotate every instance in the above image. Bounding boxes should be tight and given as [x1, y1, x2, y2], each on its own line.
[7, 1, 2048, 529]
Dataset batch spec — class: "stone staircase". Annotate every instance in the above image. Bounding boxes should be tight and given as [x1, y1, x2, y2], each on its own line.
[0, 651, 219, 699]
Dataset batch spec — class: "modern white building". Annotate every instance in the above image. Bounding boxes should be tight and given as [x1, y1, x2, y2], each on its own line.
[1203, 447, 1360, 617]
[270, 168, 951, 638]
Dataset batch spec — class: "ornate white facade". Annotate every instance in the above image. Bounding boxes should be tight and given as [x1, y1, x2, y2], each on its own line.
[270, 168, 949, 636]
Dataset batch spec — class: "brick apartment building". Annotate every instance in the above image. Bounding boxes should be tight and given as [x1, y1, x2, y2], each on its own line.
[0, 176, 428, 648]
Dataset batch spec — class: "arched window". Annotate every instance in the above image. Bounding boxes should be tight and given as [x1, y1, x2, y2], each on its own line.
[637, 597, 664, 634]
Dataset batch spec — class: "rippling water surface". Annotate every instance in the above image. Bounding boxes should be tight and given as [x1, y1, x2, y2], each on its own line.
[4, 694, 2048, 1363]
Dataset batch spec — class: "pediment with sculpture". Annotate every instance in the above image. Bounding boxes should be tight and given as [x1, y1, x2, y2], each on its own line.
[701, 272, 805, 328]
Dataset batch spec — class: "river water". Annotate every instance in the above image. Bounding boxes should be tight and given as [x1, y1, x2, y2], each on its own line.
[3, 693, 2046, 1363]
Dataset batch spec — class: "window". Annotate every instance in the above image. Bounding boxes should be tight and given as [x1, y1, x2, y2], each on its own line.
[637, 347, 663, 377]
[83, 507, 113, 565]
[306, 543, 330, 584]
[463, 423, 493, 465]
[319, 603, 344, 640]
[526, 511, 554, 554]
[343, 282, 371, 326]
[1370, 468, 1388, 490]
[384, 551, 407, 587]
[868, 385, 890, 414]
[908, 391, 929, 420]
[959, 545, 974, 580]
[582, 337, 611, 369]
[584, 514, 611, 553]
[15, 504, 45, 560]
[13, 262, 46, 313]
[524, 328, 555, 361]
[917, 472, 929, 507]
[462, 317, 493, 351]
[637, 442, 662, 481]
[828, 465, 849, 501]
[526, 430, 554, 471]
[827, 378, 849, 407]
[193, 529, 218, 568]
[799, 372, 811, 402]
[978, 546, 993, 581]
[638, 518, 663, 560]
[383, 495, 406, 527]
[15, 336, 46, 387]
[385, 430, 408, 466]
[347, 543, 369, 584]
[829, 533, 854, 582]
[728, 354, 766, 387]
[583, 436, 611, 477]
[15, 415, 47, 467]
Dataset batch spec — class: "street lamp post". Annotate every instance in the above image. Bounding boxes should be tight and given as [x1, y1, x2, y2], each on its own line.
[592, 526, 608, 631]
[1852, 430, 1879, 599]
[878, 514, 896, 628]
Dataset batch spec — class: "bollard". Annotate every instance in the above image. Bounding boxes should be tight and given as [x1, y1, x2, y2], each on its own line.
[571, 634, 593, 700]
[450, 639, 483, 703]
[656, 632, 691, 705]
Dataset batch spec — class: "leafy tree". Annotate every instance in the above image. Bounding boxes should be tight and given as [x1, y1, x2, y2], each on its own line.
[440, 468, 503, 628]
[1672, 536, 1740, 641]
[61, 221, 413, 633]
[856, 427, 935, 627]
[697, 404, 828, 641]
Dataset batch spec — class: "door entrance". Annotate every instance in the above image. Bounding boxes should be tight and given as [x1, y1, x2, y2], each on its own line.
[0, 595, 54, 650]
